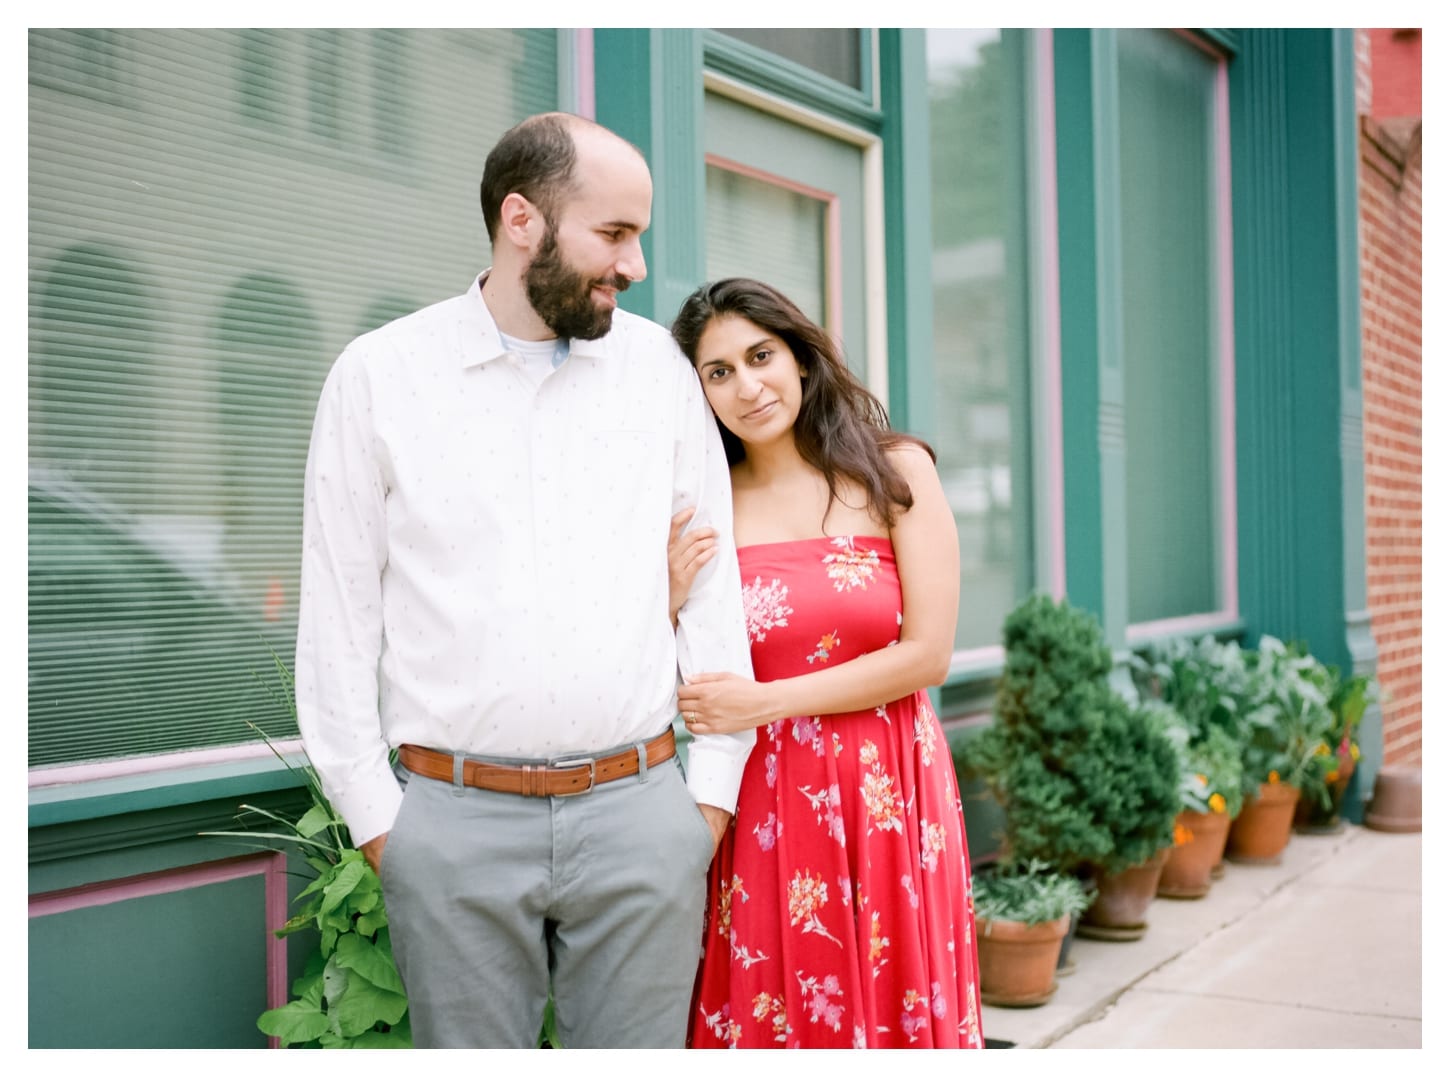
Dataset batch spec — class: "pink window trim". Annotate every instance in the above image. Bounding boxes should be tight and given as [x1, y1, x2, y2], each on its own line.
[30, 852, 291, 1044]
[29, 737, 306, 788]
[1036, 28, 1067, 600]
[703, 152, 844, 342]
[574, 28, 595, 118]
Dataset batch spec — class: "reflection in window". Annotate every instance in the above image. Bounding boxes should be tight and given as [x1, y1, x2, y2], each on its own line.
[31, 245, 156, 498]
[29, 29, 123, 102]
[927, 29, 1034, 651]
[238, 29, 284, 124]
[715, 28, 865, 91]
[705, 163, 828, 328]
[307, 30, 344, 140]
[1118, 30, 1222, 624]
[370, 30, 409, 156]
[357, 297, 421, 337]
[216, 275, 324, 624]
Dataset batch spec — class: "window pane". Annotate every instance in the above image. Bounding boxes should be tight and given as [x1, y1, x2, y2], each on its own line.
[705, 163, 828, 327]
[1118, 29, 1220, 623]
[927, 29, 1035, 651]
[715, 28, 864, 90]
[28, 29, 560, 768]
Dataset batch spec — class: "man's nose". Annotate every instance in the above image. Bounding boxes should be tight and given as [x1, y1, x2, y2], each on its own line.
[617, 235, 647, 283]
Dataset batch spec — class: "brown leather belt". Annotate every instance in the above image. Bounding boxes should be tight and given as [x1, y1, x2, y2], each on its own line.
[397, 729, 676, 797]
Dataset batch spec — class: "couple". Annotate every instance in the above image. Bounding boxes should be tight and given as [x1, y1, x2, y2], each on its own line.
[296, 111, 983, 1050]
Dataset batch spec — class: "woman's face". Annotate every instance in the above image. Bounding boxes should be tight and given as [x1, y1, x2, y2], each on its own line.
[692, 313, 806, 451]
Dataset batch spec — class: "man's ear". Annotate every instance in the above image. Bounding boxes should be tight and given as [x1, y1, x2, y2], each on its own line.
[497, 191, 544, 252]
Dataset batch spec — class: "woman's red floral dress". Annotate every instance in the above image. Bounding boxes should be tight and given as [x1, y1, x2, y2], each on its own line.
[688, 536, 984, 1049]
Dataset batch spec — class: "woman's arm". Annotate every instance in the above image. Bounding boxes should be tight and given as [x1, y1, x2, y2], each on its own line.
[678, 444, 960, 734]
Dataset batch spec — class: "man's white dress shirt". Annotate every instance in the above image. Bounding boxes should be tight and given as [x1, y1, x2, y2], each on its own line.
[295, 274, 755, 845]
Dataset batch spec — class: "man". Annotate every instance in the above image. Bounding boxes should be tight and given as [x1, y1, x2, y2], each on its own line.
[295, 112, 754, 1048]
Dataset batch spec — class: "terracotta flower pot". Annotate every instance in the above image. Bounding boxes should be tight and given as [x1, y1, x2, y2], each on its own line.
[975, 914, 1069, 1008]
[1226, 781, 1300, 864]
[1158, 809, 1232, 899]
[1077, 846, 1170, 941]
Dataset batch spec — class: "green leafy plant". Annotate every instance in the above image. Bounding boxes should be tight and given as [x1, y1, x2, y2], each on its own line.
[1239, 635, 1337, 796]
[973, 859, 1093, 926]
[1129, 634, 1255, 750]
[969, 594, 1181, 876]
[1296, 668, 1378, 812]
[1146, 699, 1245, 819]
[202, 658, 411, 1048]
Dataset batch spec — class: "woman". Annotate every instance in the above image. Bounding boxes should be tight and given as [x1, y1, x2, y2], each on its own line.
[668, 278, 984, 1049]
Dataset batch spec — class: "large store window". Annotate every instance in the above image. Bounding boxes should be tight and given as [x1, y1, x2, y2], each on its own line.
[28, 28, 562, 769]
[926, 29, 1036, 652]
[1117, 30, 1231, 627]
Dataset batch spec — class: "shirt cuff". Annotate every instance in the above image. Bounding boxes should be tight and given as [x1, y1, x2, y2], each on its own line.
[328, 762, 406, 849]
[683, 728, 755, 814]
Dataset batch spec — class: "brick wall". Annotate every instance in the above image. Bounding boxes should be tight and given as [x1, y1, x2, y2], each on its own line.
[1357, 80, 1422, 767]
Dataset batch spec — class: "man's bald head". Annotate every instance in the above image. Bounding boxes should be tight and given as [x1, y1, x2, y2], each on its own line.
[480, 112, 645, 243]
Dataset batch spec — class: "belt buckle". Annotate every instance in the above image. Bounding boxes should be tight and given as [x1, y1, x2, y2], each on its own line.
[549, 756, 597, 796]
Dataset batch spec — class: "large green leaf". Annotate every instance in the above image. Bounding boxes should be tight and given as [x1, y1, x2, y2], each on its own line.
[334, 931, 406, 995]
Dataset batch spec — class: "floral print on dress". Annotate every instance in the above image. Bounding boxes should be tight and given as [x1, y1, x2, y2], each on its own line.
[806, 630, 839, 664]
[797, 972, 846, 1032]
[689, 536, 982, 1050]
[868, 911, 890, 978]
[920, 819, 947, 872]
[860, 740, 905, 834]
[752, 993, 791, 1044]
[799, 784, 847, 847]
[787, 870, 842, 946]
[821, 536, 880, 592]
[914, 700, 938, 766]
[741, 576, 793, 642]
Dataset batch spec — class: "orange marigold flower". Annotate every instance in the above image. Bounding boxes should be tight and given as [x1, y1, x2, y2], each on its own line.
[1173, 823, 1193, 846]
[1209, 793, 1227, 814]
[1268, 771, 1280, 784]
[1326, 770, 1339, 783]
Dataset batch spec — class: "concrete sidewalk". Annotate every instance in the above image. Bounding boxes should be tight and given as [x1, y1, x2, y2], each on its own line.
[981, 824, 1422, 1049]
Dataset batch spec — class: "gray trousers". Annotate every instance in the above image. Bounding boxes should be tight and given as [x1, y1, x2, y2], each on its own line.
[378, 744, 717, 1048]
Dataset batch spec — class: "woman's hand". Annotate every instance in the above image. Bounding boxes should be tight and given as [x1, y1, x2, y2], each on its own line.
[679, 672, 778, 735]
[668, 506, 717, 626]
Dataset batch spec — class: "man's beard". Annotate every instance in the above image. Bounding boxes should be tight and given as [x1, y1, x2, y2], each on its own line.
[524, 226, 629, 341]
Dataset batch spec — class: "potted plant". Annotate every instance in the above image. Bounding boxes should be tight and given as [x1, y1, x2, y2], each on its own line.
[972, 595, 1180, 943]
[1227, 636, 1336, 864]
[973, 859, 1092, 1008]
[1295, 669, 1377, 833]
[1149, 702, 1245, 899]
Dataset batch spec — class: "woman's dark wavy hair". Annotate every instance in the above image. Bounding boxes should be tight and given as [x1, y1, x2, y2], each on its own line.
[672, 277, 935, 529]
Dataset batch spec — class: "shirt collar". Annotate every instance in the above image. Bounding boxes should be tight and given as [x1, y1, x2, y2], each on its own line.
[461, 270, 613, 369]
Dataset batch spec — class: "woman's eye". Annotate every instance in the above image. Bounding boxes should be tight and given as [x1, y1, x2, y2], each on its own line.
[751, 349, 771, 364]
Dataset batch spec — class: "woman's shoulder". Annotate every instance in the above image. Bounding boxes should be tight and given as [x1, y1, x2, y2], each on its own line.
[882, 437, 938, 481]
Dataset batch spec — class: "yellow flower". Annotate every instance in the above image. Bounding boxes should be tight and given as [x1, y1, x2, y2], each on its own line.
[1351, 744, 1362, 760]
[1209, 793, 1227, 814]
[1315, 743, 1331, 756]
